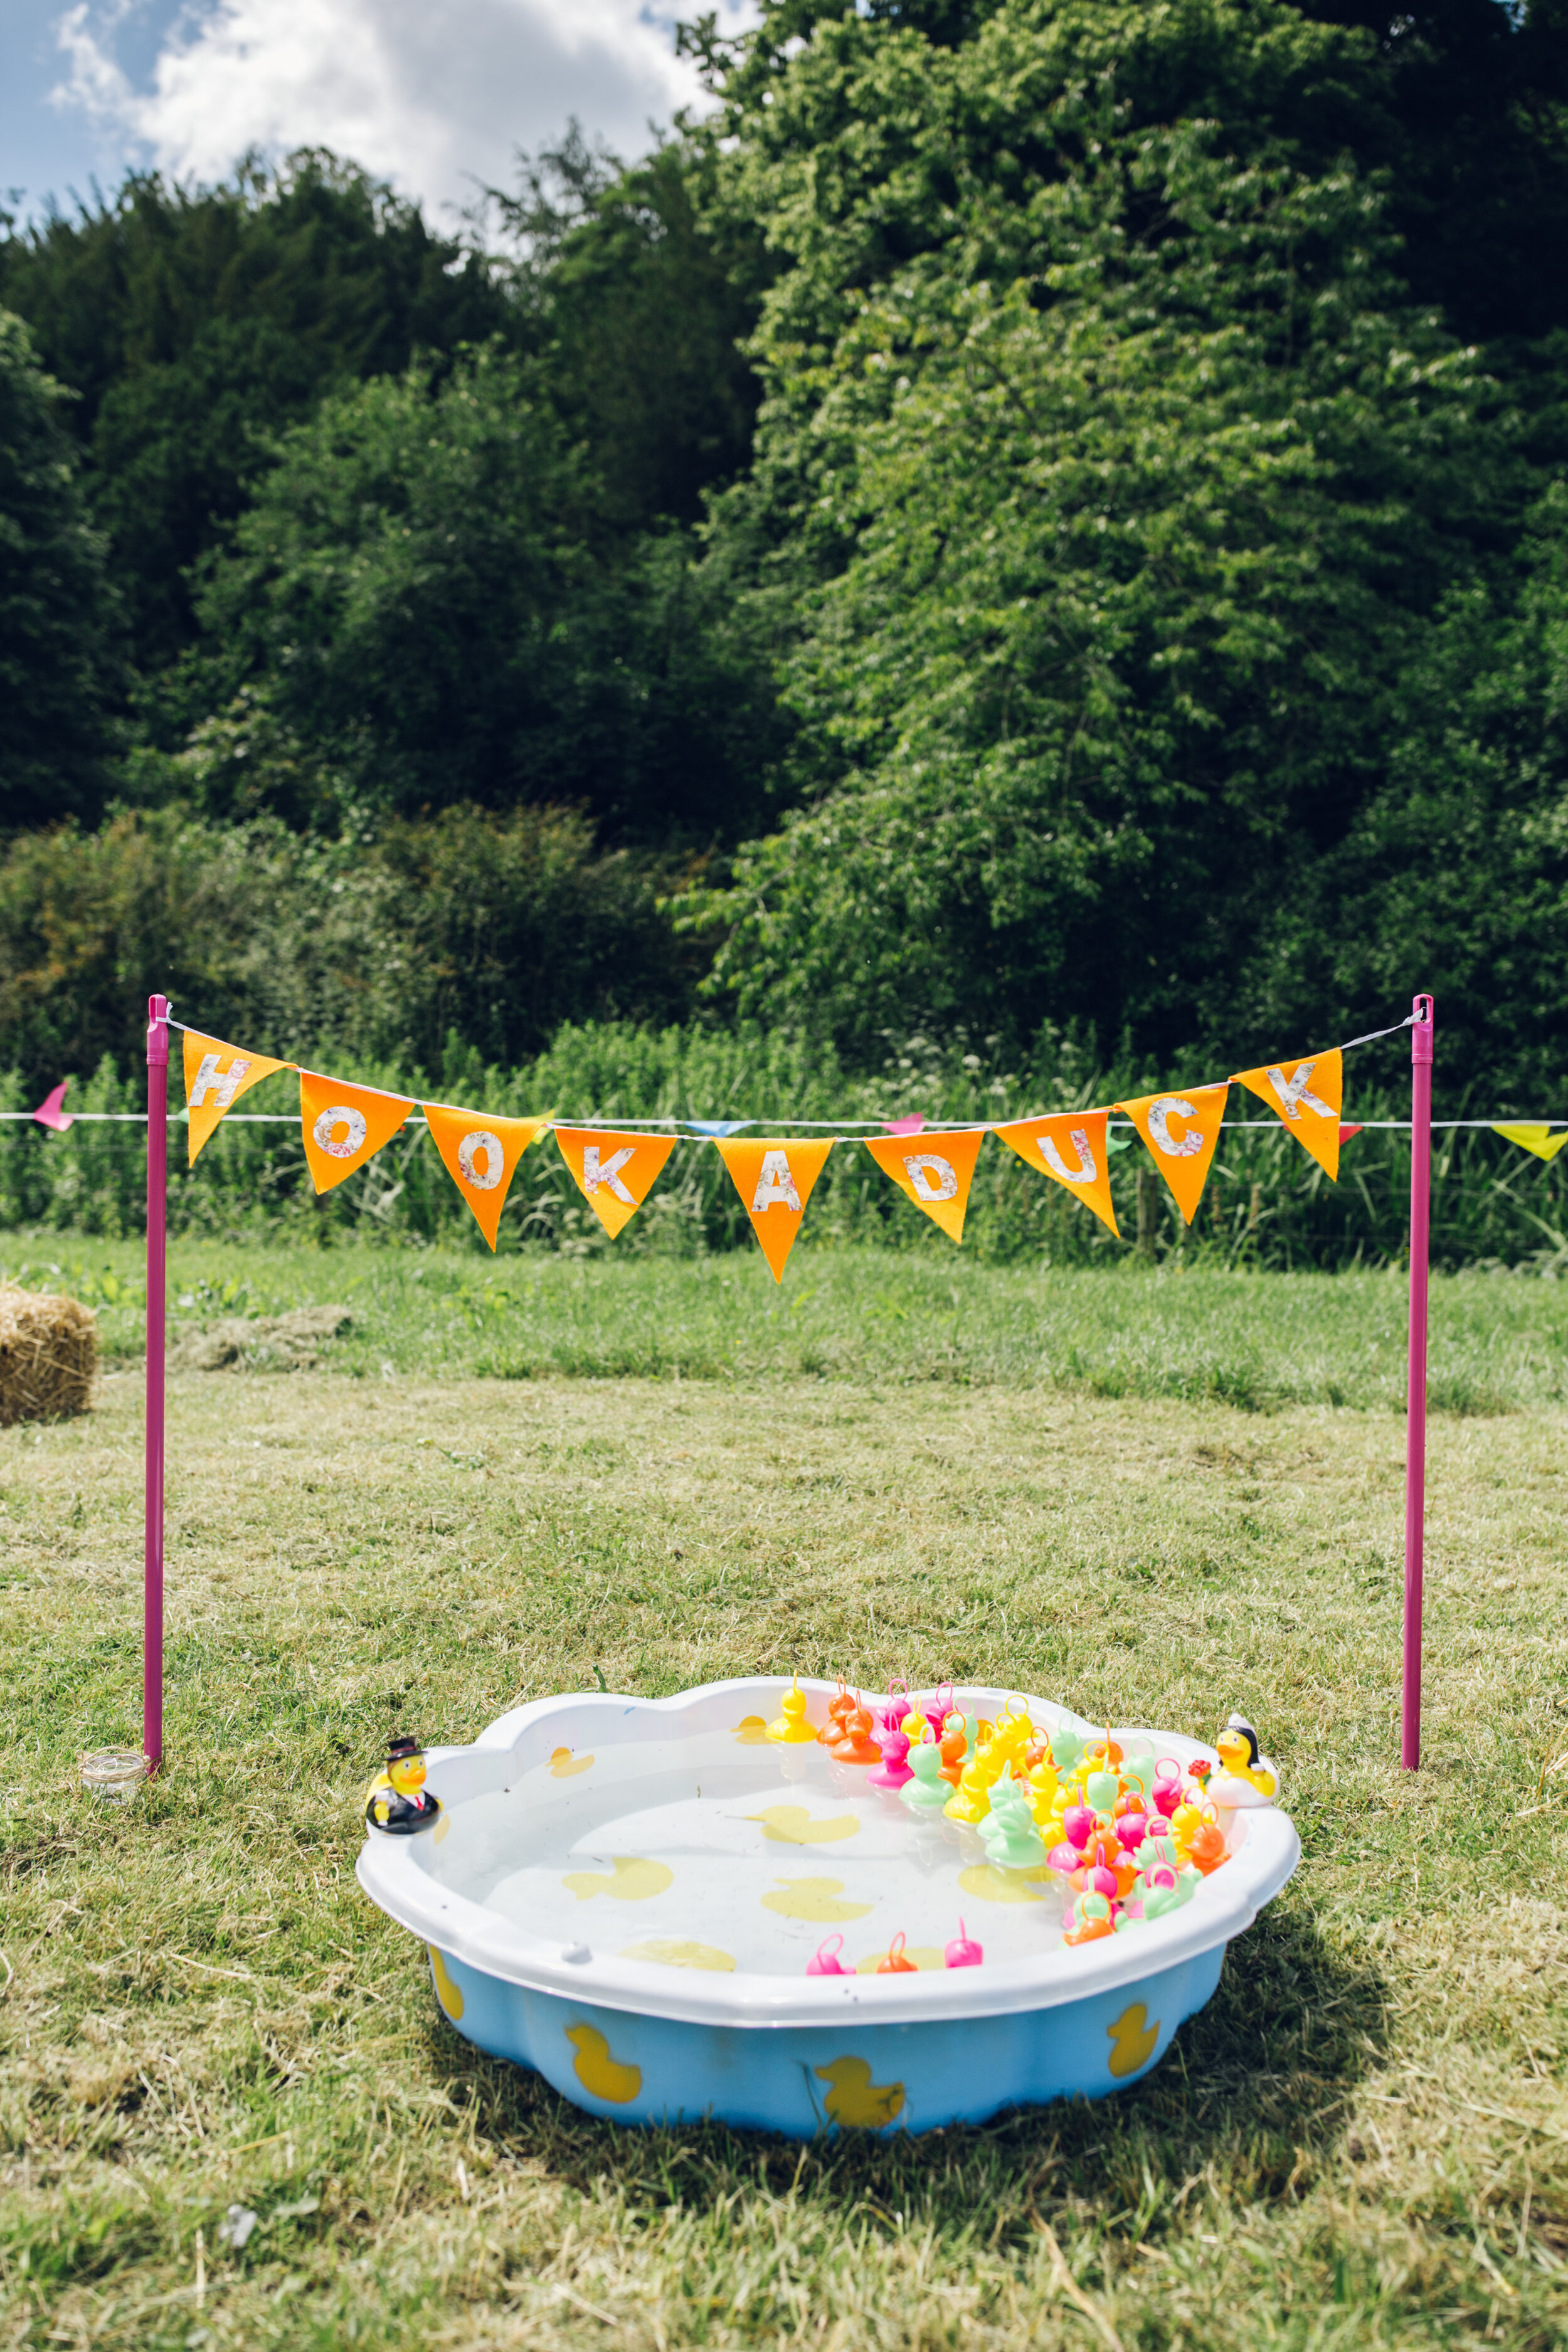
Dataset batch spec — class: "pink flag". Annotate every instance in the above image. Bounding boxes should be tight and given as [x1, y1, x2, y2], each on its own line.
[33, 1081, 72, 1133]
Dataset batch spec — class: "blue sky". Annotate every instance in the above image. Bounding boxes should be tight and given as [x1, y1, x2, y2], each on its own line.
[1, 0, 752, 228]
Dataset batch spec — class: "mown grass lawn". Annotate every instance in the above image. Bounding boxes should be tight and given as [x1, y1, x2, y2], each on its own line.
[3, 1247, 1567, 2349]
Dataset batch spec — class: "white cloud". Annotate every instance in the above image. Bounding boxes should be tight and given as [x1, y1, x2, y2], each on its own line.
[49, 0, 750, 221]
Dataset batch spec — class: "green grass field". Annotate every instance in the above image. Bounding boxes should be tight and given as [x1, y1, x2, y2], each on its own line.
[4, 1246, 1568, 2348]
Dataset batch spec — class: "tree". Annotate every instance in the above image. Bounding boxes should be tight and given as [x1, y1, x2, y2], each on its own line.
[0, 310, 119, 827]
[0, 154, 511, 666]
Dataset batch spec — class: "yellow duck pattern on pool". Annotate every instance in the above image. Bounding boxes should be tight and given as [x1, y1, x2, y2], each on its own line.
[428, 1948, 464, 2020]
[760, 1877, 874, 1922]
[1107, 2002, 1161, 2077]
[549, 1747, 594, 1777]
[566, 2023, 642, 2103]
[746, 1806, 861, 1845]
[815, 2057, 906, 2129]
[561, 1857, 674, 1902]
[620, 1939, 735, 1971]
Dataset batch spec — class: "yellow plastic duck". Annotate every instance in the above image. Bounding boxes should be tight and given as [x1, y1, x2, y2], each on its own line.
[565, 2023, 642, 2104]
[766, 1678, 820, 1744]
[1210, 1713, 1279, 1804]
[944, 1749, 995, 1826]
[364, 1734, 442, 1835]
[815, 2057, 906, 2129]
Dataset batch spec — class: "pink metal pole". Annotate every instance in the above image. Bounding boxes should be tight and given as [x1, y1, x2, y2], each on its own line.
[144, 993, 169, 1772]
[1402, 991, 1434, 1770]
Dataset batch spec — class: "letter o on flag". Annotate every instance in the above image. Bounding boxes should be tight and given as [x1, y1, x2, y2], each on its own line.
[903, 1152, 958, 1203]
[313, 1104, 368, 1159]
[457, 1128, 504, 1191]
[1146, 1097, 1204, 1159]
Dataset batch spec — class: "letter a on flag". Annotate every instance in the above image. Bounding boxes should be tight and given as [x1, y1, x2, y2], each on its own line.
[1234, 1049, 1343, 1179]
[992, 1111, 1120, 1237]
[554, 1127, 677, 1238]
[423, 1104, 548, 1249]
[183, 1030, 291, 1166]
[862, 1130, 985, 1244]
[715, 1138, 835, 1280]
[1116, 1084, 1229, 1226]
[299, 1071, 411, 1195]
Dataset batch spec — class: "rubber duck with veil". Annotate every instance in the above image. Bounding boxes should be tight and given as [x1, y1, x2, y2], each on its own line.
[1205, 1712, 1279, 1808]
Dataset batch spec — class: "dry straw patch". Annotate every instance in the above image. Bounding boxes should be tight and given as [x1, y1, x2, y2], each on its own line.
[0, 1284, 95, 1426]
[3, 1358, 1568, 2348]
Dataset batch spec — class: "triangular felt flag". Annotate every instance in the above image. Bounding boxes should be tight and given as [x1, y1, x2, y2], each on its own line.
[863, 1130, 985, 1244]
[183, 1031, 291, 1165]
[1234, 1050, 1343, 1180]
[299, 1071, 411, 1195]
[32, 1080, 73, 1133]
[423, 1103, 548, 1248]
[554, 1127, 677, 1238]
[1116, 1084, 1229, 1226]
[714, 1138, 835, 1281]
[1493, 1123, 1568, 1163]
[993, 1111, 1120, 1237]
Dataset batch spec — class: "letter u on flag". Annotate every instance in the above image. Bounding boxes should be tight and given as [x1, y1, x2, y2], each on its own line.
[423, 1104, 548, 1249]
[715, 1138, 835, 1280]
[183, 1031, 291, 1165]
[299, 1071, 412, 1195]
[992, 1111, 1120, 1237]
[1234, 1050, 1342, 1179]
[863, 1130, 985, 1244]
[1116, 1084, 1229, 1225]
[554, 1127, 677, 1237]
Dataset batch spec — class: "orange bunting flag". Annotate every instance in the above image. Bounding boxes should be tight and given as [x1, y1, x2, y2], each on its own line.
[423, 1104, 548, 1249]
[1116, 1084, 1229, 1226]
[993, 1110, 1120, 1237]
[183, 1030, 291, 1166]
[715, 1137, 835, 1281]
[1234, 1050, 1343, 1180]
[554, 1126, 677, 1238]
[299, 1071, 411, 1195]
[863, 1130, 985, 1244]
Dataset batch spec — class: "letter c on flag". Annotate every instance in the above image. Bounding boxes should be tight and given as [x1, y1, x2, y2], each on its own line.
[313, 1104, 368, 1159]
[903, 1152, 958, 1203]
[1146, 1097, 1204, 1159]
[457, 1128, 504, 1191]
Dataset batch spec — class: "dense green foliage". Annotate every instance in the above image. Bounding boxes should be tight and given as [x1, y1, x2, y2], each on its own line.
[1, 0, 1567, 1224]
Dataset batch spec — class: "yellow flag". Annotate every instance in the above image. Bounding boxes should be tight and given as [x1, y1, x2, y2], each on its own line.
[1234, 1050, 1343, 1179]
[554, 1127, 677, 1238]
[299, 1072, 411, 1196]
[992, 1111, 1120, 1237]
[1493, 1124, 1568, 1163]
[1116, 1084, 1229, 1226]
[183, 1031, 291, 1166]
[715, 1138, 835, 1281]
[862, 1130, 985, 1244]
[423, 1104, 548, 1249]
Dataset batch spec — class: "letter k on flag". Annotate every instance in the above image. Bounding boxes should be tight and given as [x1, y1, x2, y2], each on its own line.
[554, 1127, 677, 1237]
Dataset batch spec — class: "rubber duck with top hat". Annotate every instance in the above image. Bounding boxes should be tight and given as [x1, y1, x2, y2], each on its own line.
[365, 1734, 443, 1835]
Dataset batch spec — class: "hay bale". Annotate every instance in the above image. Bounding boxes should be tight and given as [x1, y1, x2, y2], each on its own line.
[0, 1285, 97, 1425]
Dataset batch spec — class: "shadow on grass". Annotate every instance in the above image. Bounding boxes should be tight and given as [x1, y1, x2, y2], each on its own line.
[426, 1897, 1387, 2238]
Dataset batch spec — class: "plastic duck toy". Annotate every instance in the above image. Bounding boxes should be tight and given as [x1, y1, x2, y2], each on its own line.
[1049, 1729, 1087, 1781]
[807, 1934, 852, 1977]
[1187, 1820, 1229, 1875]
[945, 1918, 983, 1968]
[364, 1734, 442, 1835]
[938, 1714, 970, 1788]
[818, 1682, 855, 1748]
[980, 1786, 1046, 1868]
[831, 1700, 882, 1766]
[1208, 1713, 1279, 1806]
[766, 1678, 819, 1745]
[900, 1729, 954, 1813]
[944, 1751, 995, 1826]
[876, 1931, 918, 1974]
[1064, 1892, 1116, 1946]
[919, 1683, 955, 1742]
[867, 1713, 914, 1790]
